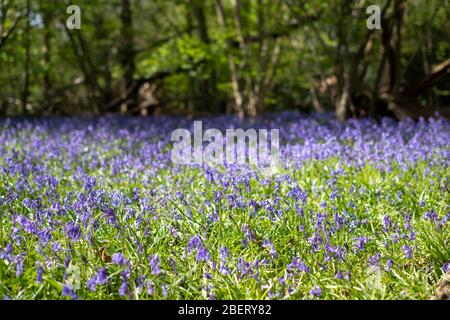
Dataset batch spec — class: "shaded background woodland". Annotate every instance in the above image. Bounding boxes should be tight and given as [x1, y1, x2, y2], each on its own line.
[0, 0, 449, 120]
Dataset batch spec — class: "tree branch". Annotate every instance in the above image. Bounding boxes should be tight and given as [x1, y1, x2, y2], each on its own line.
[0, 13, 22, 50]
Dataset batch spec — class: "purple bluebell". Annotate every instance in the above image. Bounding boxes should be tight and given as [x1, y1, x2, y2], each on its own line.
[353, 236, 369, 252]
[64, 222, 81, 241]
[310, 285, 322, 297]
[62, 285, 78, 300]
[403, 245, 412, 259]
[368, 253, 381, 267]
[424, 210, 438, 223]
[187, 235, 202, 253]
[146, 281, 154, 295]
[119, 282, 128, 297]
[51, 241, 62, 253]
[38, 229, 52, 244]
[36, 266, 44, 283]
[442, 262, 450, 273]
[149, 254, 162, 275]
[112, 252, 125, 266]
[287, 258, 310, 274]
[196, 247, 211, 262]
[385, 258, 393, 272]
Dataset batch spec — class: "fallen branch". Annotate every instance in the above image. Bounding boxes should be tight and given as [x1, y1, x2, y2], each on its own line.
[105, 60, 205, 111]
[407, 59, 450, 97]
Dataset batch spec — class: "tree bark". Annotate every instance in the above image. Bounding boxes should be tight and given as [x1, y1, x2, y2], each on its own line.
[0, 0, 22, 51]
[65, 28, 100, 114]
[192, 2, 218, 112]
[215, 0, 245, 118]
[22, 0, 31, 114]
[120, 0, 136, 113]
[41, 7, 53, 114]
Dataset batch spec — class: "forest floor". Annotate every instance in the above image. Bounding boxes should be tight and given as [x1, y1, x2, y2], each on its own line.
[0, 112, 449, 299]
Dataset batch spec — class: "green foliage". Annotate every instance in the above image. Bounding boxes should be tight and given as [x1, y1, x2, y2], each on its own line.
[0, 0, 448, 115]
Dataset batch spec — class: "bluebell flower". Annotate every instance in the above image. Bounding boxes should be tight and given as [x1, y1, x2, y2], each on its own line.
[385, 258, 393, 272]
[38, 229, 52, 244]
[424, 210, 438, 223]
[175, 191, 184, 201]
[64, 222, 81, 241]
[51, 241, 62, 253]
[0, 243, 13, 262]
[196, 247, 211, 262]
[149, 254, 162, 275]
[119, 282, 128, 297]
[36, 266, 44, 283]
[219, 246, 229, 261]
[87, 267, 109, 291]
[169, 258, 178, 275]
[146, 280, 154, 295]
[308, 233, 323, 253]
[353, 236, 369, 251]
[187, 235, 202, 253]
[368, 253, 381, 267]
[442, 262, 450, 273]
[220, 263, 230, 275]
[403, 245, 412, 259]
[96, 267, 109, 285]
[102, 209, 117, 226]
[214, 190, 223, 202]
[136, 275, 146, 292]
[15, 257, 24, 277]
[383, 215, 391, 232]
[85, 176, 96, 189]
[62, 285, 78, 299]
[112, 252, 125, 266]
[86, 276, 97, 291]
[310, 285, 322, 297]
[287, 258, 310, 274]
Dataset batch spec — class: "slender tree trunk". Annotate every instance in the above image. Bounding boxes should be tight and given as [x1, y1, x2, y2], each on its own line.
[248, 0, 266, 117]
[334, 1, 349, 121]
[387, 0, 405, 114]
[65, 29, 100, 114]
[215, 0, 245, 118]
[120, 0, 136, 113]
[42, 9, 53, 114]
[310, 87, 324, 113]
[422, 4, 438, 110]
[22, 0, 31, 115]
[192, 2, 218, 113]
[94, 13, 113, 111]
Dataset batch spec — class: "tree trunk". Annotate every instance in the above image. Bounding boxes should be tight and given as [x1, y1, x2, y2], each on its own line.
[215, 0, 245, 118]
[42, 8, 53, 114]
[65, 29, 100, 114]
[386, 0, 405, 115]
[22, 0, 31, 114]
[192, 3, 218, 113]
[333, 1, 349, 121]
[0, 1, 22, 52]
[120, 0, 136, 113]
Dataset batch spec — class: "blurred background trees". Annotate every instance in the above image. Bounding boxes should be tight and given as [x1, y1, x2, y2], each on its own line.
[0, 0, 449, 119]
